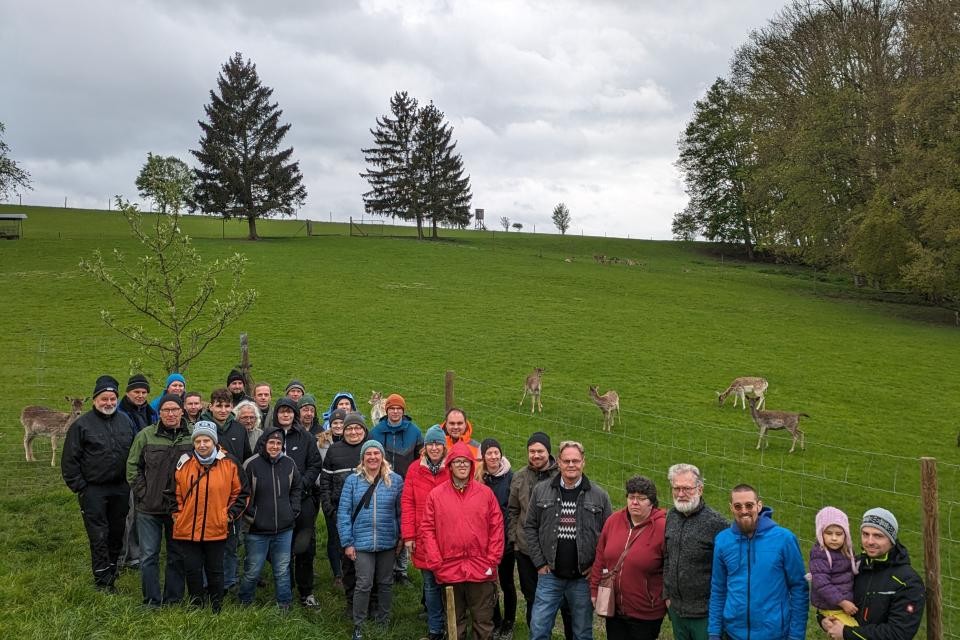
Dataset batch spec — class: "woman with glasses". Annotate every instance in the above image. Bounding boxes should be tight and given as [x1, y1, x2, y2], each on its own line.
[588, 475, 667, 640]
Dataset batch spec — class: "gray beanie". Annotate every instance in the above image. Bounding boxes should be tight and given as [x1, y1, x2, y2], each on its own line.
[424, 425, 446, 445]
[192, 420, 219, 445]
[343, 411, 367, 430]
[861, 507, 898, 544]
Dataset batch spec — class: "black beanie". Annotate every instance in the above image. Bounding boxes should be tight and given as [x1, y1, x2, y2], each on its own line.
[157, 393, 184, 410]
[526, 431, 551, 454]
[93, 375, 120, 399]
[227, 369, 245, 385]
[481, 438, 502, 457]
[126, 374, 150, 392]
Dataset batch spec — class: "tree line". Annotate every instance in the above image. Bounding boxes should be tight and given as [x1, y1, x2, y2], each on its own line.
[674, 0, 960, 308]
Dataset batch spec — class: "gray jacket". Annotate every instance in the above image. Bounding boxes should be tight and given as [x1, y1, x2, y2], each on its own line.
[507, 456, 559, 555]
[523, 474, 612, 574]
[663, 499, 728, 617]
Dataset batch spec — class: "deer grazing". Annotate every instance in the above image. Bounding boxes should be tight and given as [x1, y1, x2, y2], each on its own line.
[747, 397, 807, 453]
[519, 367, 545, 413]
[717, 376, 768, 411]
[22, 396, 86, 466]
[588, 385, 620, 432]
[369, 391, 386, 425]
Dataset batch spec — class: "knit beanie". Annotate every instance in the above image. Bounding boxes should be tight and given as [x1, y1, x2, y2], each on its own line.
[92, 375, 120, 399]
[384, 393, 406, 410]
[192, 420, 219, 444]
[862, 507, 899, 545]
[481, 438, 502, 457]
[424, 425, 446, 445]
[343, 411, 367, 430]
[126, 374, 150, 392]
[285, 379, 306, 394]
[298, 393, 317, 409]
[330, 408, 348, 423]
[226, 369, 245, 385]
[157, 393, 184, 410]
[815, 506, 856, 572]
[360, 440, 385, 456]
[165, 373, 186, 389]
[526, 431, 551, 454]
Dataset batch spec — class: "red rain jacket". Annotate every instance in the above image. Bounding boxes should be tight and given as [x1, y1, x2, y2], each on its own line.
[401, 453, 450, 569]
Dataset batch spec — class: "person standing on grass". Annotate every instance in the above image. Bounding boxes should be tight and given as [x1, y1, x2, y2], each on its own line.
[708, 484, 808, 640]
[117, 373, 157, 570]
[227, 368, 252, 406]
[183, 391, 204, 426]
[126, 393, 194, 607]
[479, 437, 517, 639]
[369, 392, 423, 586]
[62, 375, 135, 592]
[441, 407, 481, 461]
[172, 421, 248, 613]
[149, 373, 186, 412]
[401, 425, 451, 640]
[253, 382, 273, 430]
[316, 407, 348, 580]
[525, 440, 613, 640]
[322, 391, 357, 430]
[663, 463, 727, 640]
[239, 426, 301, 611]
[284, 379, 306, 403]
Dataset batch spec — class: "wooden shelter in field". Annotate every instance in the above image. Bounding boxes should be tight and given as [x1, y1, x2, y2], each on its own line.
[0, 213, 26, 239]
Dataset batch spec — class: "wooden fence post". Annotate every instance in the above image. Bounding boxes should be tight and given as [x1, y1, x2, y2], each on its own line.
[921, 457, 942, 640]
[445, 370, 455, 413]
[445, 585, 457, 639]
[239, 333, 253, 397]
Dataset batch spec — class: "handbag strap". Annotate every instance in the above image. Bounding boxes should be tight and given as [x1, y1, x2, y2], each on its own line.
[608, 520, 644, 576]
[351, 474, 381, 523]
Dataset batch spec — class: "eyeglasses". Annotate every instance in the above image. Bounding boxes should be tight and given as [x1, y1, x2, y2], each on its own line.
[627, 495, 650, 504]
[671, 485, 699, 494]
[344, 425, 364, 431]
[732, 502, 757, 512]
[449, 459, 472, 467]
[559, 459, 583, 466]
[159, 408, 182, 414]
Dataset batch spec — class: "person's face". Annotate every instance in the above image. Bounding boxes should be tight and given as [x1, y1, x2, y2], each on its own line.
[167, 380, 185, 395]
[671, 472, 703, 515]
[527, 443, 549, 470]
[336, 398, 353, 411]
[861, 526, 894, 558]
[93, 392, 118, 415]
[159, 401, 183, 428]
[627, 492, 653, 522]
[237, 407, 257, 432]
[183, 395, 202, 417]
[194, 435, 215, 457]
[210, 400, 233, 423]
[276, 406, 295, 427]
[287, 388, 303, 402]
[483, 447, 502, 473]
[265, 436, 283, 459]
[558, 447, 584, 484]
[445, 412, 466, 439]
[254, 386, 271, 409]
[126, 387, 148, 406]
[330, 419, 344, 436]
[344, 423, 365, 445]
[387, 405, 404, 423]
[300, 405, 316, 424]
[424, 441, 445, 463]
[730, 490, 762, 535]
[822, 524, 846, 552]
[228, 380, 245, 395]
[450, 457, 472, 481]
[363, 448, 383, 474]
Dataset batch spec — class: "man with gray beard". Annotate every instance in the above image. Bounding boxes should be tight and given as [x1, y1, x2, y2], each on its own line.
[662, 463, 727, 640]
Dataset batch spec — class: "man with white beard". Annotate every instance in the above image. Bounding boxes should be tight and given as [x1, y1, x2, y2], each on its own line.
[662, 463, 728, 640]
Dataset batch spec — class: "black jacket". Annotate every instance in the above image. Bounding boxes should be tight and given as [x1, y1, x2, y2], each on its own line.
[200, 409, 252, 466]
[256, 421, 323, 496]
[663, 499, 728, 618]
[318, 436, 367, 517]
[118, 396, 157, 436]
[62, 408, 135, 493]
[838, 543, 925, 639]
[243, 428, 302, 535]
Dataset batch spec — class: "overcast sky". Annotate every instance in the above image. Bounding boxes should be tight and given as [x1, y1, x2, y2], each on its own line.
[2, 0, 784, 239]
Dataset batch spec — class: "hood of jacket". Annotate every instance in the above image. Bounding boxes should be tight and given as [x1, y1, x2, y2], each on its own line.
[256, 425, 287, 463]
[323, 392, 356, 420]
[447, 441, 477, 485]
[441, 416, 476, 444]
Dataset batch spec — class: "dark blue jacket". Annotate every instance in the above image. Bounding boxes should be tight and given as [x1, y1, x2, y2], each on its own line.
[118, 396, 158, 436]
[369, 415, 423, 478]
[243, 427, 302, 535]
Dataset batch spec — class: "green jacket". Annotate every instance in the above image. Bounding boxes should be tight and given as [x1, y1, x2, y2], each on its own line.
[126, 420, 194, 515]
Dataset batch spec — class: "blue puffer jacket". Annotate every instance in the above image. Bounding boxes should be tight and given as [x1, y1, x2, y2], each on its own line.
[337, 469, 404, 552]
[708, 507, 808, 640]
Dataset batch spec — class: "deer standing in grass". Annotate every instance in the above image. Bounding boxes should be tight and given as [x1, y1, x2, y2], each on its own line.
[369, 391, 386, 425]
[22, 396, 86, 466]
[747, 397, 807, 453]
[589, 385, 620, 432]
[519, 368, 545, 413]
[717, 376, 768, 410]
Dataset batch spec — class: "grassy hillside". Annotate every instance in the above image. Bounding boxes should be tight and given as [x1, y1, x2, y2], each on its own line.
[1, 204, 956, 638]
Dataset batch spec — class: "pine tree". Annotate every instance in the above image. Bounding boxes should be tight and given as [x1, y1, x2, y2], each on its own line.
[412, 102, 472, 238]
[191, 52, 306, 240]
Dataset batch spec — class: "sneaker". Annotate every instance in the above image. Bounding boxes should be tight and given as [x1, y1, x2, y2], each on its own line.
[301, 594, 320, 609]
[352, 625, 363, 640]
[498, 621, 514, 640]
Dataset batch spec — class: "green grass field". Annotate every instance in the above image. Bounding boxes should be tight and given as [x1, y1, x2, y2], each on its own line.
[1, 204, 957, 639]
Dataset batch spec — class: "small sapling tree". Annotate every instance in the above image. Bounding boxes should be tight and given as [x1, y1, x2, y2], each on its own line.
[552, 202, 571, 235]
[500, 216, 510, 231]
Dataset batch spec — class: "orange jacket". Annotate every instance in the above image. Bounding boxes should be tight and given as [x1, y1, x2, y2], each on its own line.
[172, 451, 248, 542]
[440, 417, 481, 461]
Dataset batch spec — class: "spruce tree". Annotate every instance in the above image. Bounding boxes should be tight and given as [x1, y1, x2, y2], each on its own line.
[191, 52, 306, 240]
[412, 102, 472, 238]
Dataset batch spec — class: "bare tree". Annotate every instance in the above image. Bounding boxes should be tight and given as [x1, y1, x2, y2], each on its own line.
[500, 216, 510, 231]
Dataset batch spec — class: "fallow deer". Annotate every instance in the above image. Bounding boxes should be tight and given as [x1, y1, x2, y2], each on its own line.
[717, 376, 768, 411]
[22, 396, 86, 466]
[519, 367, 545, 413]
[747, 397, 807, 453]
[588, 385, 620, 432]
[369, 391, 386, 425]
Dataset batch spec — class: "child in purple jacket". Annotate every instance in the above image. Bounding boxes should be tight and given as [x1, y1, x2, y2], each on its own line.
[809, 506, 859, 627]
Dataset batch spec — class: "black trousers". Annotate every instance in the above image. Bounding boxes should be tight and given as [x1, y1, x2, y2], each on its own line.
[292, 495, 318, 599]
[605, 614, 664, 640]
[515, 551, 572, 639]
[179, 538, 226, 612]
[493, 547, 518, 628]
[78, 482, 129, 588]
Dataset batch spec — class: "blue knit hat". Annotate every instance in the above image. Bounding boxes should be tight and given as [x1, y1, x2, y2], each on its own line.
[424, 425, 446, 445]
[360, 440, 385, 457]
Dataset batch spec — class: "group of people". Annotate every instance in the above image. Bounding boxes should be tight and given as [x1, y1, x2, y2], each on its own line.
[61, 369, 927, 640]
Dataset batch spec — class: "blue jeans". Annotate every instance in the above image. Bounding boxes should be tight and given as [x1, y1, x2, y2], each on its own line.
[422, 569, 445, 634]
[238, 529, 293, 605]
[136, 512, 184, 605]
[223, 520, 240, 589]
[529, 572, 593, 640]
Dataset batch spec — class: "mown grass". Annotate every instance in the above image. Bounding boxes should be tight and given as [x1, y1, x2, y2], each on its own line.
[1, 204, 958, 639]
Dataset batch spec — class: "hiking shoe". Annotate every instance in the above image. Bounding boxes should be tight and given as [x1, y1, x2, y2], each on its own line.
[352, 625, 363, 640]
[301, 594, 320, 609]
[498, 621, 514, 640]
